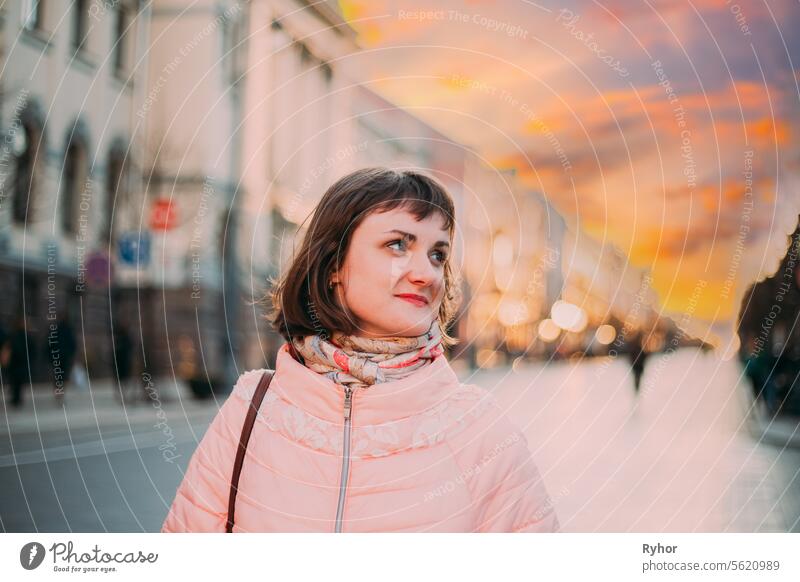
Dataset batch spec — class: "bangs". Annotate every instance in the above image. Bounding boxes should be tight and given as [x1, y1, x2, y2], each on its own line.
[374, 172, 455, 233]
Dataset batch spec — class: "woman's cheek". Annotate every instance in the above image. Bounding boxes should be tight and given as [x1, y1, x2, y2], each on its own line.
[432, 281, 445, 305]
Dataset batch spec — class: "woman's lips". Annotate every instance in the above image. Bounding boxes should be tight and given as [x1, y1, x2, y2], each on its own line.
[396, 294, 429, 307]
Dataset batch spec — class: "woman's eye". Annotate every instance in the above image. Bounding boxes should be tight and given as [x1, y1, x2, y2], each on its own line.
[388, 239, 447, 264]
[387, 239, 407, 252]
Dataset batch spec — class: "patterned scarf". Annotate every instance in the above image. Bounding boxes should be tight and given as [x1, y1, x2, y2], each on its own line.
[290, 321, 444, 390]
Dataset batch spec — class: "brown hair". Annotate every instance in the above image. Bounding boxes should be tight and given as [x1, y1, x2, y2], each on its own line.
[265, 167, 460, 348]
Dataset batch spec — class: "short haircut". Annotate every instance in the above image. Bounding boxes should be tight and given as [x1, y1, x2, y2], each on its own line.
[265, 166, 460, 348]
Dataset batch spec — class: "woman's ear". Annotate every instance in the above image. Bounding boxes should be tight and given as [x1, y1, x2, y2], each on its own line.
[329, 264, 343, 287]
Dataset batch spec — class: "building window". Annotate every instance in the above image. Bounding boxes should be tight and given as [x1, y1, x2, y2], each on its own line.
[113, 5, 129, 76]
[21, 272, 40, 318]
[218, 212, 230, 264]
[104, 149, 126, 243]
[61, 140, 88, 235]
[221, 17, 233, 82]
[71, 0, 88, 51]
[21, 0, 45, 31]
[12, 121, 43, 225]
[224, 13, 247, 85]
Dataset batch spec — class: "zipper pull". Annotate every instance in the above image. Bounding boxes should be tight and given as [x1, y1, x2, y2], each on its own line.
[343, 388, 353, 421]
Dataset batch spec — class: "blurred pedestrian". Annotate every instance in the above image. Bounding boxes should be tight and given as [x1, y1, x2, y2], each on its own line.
[628, 332, 649, 396]
[3, 316, 33, 409]
[0, 321, 7, 363]
[71, 355, 89, 393]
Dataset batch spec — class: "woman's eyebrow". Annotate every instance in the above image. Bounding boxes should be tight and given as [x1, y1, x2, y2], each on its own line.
[383, 229, 450, 248]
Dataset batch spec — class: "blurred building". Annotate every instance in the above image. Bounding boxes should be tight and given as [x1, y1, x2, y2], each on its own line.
[3, 0, 645, 390]
[558, 231, 660, 357]
[737, 215, 800, 416]
[237, 1, 470, 369]
[236, 0, 358, 370]
[0, 0, 149, 381]
[116, 0, 250, 388]
[460, 163, 561, 368]
[343, 83, 469, 356]
[458, 156, 666, 367]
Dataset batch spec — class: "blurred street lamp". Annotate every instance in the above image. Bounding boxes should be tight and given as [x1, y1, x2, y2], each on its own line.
[492, 233, 513, 267]
[538, 318, 561, 342]
[595, 324, 616, 345]
[551, 300, 588, 333]
[498, 299, 529, 327]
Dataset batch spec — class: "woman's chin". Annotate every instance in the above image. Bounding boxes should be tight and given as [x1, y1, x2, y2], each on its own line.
[389, 318, 434, 337]
[361, 318, 433, 338]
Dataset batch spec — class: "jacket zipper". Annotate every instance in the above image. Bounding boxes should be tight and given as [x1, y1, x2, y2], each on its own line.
[334, 386, 353, 532]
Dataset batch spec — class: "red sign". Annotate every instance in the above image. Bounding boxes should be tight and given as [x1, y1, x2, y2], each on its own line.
[151, 199, 177, 230]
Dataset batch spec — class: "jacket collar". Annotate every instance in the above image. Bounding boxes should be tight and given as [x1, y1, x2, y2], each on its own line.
[271, 343, 462, 424]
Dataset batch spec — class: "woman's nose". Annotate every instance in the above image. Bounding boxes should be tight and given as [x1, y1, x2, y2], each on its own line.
[406, 251, 438, 286]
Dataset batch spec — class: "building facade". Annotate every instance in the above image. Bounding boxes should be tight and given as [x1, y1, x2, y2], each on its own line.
[0, 0, 148, 382]
[121, 0, 249, 390]
[2, 0, 557, 392]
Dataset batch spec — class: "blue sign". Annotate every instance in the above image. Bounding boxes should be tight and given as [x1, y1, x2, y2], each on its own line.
[118, 232, 151, 267]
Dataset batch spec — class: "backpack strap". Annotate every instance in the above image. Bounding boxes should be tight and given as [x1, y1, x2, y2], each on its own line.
[226, 370, 274, 533]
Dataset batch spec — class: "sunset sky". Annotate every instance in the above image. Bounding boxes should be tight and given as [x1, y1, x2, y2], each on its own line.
[336, 0, 800, 344]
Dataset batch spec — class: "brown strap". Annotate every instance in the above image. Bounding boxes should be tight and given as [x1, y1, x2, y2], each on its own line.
[226, 370, 274, 533]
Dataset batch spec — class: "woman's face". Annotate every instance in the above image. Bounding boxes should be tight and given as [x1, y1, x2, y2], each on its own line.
[330, 206, 451, 338]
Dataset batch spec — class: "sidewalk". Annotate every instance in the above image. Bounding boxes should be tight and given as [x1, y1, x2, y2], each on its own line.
[750, 404, 800, 449]
[476, 349, 800, 532]
[1, 376, 225, 436]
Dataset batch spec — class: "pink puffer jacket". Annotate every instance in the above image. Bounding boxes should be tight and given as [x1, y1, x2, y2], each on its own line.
[161, 343, 559, 533]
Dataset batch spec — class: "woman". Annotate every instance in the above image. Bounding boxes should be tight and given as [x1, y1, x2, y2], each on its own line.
[162, 167, 560, 533]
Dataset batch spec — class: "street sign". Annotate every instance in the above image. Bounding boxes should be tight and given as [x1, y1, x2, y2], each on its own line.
[151, 198, 177, 230]
[118, 232, 151, 267]
[86, 251, 111, 288]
